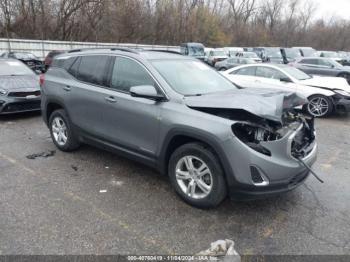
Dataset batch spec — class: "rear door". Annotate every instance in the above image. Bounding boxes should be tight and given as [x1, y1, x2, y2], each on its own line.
[64, 55, 113, 138]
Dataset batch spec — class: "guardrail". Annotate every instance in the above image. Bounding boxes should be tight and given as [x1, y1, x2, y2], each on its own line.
[0, 38, 180, 59]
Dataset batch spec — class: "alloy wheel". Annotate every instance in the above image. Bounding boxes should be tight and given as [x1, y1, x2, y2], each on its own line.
[308, 97, 329, 117]
[175, 156, 213, 199]
[51, 116, 68, 146]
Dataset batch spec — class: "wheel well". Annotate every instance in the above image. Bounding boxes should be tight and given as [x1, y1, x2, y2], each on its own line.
[46, 103, 63, 123]
[164, 135, 220, 174]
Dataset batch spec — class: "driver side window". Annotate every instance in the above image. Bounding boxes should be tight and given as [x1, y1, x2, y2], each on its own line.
[111, 57, 155, 93]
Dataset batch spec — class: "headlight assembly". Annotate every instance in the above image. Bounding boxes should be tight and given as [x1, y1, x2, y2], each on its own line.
[334, 89, 350, 97]
[0, 88, 7, 96]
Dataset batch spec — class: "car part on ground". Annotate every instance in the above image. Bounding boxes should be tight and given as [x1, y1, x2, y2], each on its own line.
[0, 59, 41, 115]
[42, 48, 318, 208]
[222, 63, 350, 117]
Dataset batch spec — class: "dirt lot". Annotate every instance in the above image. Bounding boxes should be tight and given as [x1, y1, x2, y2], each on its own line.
[0, 112, 349, 255]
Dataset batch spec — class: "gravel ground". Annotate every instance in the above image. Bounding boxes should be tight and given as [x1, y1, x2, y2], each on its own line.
[0, 112, 349, 255]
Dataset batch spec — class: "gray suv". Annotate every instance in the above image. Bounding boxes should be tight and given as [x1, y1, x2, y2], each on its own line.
[41, 48, 318, 208]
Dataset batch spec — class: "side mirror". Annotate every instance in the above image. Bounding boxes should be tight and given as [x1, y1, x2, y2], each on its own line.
[130, 85, 166, 101]
[280, 77, 292, 83]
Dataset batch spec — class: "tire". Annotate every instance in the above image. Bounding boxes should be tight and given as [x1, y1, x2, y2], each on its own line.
[219, 67, 227, 71]
[306, 94, 334, 117]
[168, 142, 227, 208]
[49, 109, 80, 152]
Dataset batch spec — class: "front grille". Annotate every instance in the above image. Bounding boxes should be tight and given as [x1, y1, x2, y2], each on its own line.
[2, 101, 41, 113]
[8, 91, 41, 98]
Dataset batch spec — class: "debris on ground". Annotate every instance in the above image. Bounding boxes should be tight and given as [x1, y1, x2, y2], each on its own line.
[71, 165, 78, 171]
[196, 239, 240, 262]
[99, 189, 107, 193]
[26, 150, 56, 160]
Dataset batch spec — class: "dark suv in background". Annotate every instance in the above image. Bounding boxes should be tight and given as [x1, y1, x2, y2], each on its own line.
[41, 48, 317, 208]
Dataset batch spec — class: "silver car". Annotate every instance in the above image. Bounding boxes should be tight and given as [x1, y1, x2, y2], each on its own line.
[41, 49, 318, 208]
[215, 57, 257, 71]
[0, 59, 41, 114]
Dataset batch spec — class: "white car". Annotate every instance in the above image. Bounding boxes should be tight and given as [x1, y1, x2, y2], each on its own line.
[222, 64, 350, 117]
[207, 49, 228, 66]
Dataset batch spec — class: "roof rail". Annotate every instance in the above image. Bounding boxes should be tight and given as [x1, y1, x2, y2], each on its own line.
[68, 47, 139, 54]
[145, 49, 181, 55]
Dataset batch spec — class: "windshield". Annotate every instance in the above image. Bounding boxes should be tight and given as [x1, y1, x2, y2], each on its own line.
[328, 59, 343, 67]
[188, 46, 204, 56]
[212, 50, 226, 56]
[322, 52, 339, 58]
[285, 49, 302, 59]
[14, 53, 37, 60]
[0, 60, 35, 76]
[265, 48, 282, 58]
[152, 60, 237, 95]
[282, 66, 311, 80]
[302, 49, 316, 57]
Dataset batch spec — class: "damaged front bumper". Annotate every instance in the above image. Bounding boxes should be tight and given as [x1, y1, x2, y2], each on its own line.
[221, 121, 317, 200]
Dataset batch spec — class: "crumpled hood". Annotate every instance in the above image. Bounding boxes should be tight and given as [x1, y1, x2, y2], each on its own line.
[184, 88, 307, 123]
[0, 75, 39, 91]
[300, 76, 350, 92]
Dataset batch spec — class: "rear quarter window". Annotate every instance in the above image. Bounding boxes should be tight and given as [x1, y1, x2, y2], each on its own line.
[76, 55, 110, 86]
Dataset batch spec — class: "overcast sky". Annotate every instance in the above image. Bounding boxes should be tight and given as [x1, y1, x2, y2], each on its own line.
[313, 0, 350, 19]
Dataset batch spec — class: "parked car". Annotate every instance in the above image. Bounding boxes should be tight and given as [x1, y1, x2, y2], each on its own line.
[44, 50, 65, 71]
[41, 48, 317, 208]
[215, 57, 257, 71]
[290, 57, 350, 84]
[233, 51, 262, 63]
[180, 42, 205, 61]
[280, 48, 303, 64]
[0, 52, 45, 73]
[319, 51, 343, 63]
[207, 49, 228, 66]
[223, 47, 244, 56]
[253, 47, 284, 63]
[293, 47, 317, 57]
[0, 59, 41, 114]
[337, 51, 350, 66]
[204, 48, 214, 63]
[221, 64, 350, 117]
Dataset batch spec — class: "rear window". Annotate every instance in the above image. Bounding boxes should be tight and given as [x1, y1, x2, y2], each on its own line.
[52, 56, 77, 70]
[76, 55, 110, 86]
[0, 60, 35, 76]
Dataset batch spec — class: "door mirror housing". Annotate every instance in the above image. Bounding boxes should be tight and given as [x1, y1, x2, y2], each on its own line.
[130, 85, 166, 101]
[280, 77, 292, 83]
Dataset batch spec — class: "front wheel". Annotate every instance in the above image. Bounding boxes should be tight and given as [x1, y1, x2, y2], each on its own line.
[306, 95, 334, 117]
[168, 143, 227, 208]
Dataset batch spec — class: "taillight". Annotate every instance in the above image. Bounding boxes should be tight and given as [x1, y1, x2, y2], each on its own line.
[39, 74, 45, 87]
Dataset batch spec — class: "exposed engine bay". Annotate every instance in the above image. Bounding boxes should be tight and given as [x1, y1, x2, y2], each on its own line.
[192, 107, 316, 159]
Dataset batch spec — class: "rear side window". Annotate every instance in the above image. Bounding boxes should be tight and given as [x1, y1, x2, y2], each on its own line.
[256, 67, 285, 79]
[300, 59, 318, 65]
[52, 57, 77, 70]
[232, 66, 256, 76]
[76, 55, 110, 86]
[111, 57, 155, 92]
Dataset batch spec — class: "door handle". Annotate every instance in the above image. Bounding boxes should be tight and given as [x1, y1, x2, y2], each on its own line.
[105, 96, 117, 103]
[63, 85, 71, 91]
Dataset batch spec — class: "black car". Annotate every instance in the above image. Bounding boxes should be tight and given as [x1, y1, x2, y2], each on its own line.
[0, 59, 41, 114]
[0, 52, 45, 73]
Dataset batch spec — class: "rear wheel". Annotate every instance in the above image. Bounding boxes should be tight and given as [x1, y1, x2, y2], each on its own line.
[49, 109, 80, 152]
[168, 143, 227, 208]
[306, 95, 333, 117]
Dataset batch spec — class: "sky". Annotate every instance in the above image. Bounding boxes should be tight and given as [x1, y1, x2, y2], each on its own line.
[313, 0, 350, 20]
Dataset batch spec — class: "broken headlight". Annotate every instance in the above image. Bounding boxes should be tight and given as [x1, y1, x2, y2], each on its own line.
[232, 123, 281, 156]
